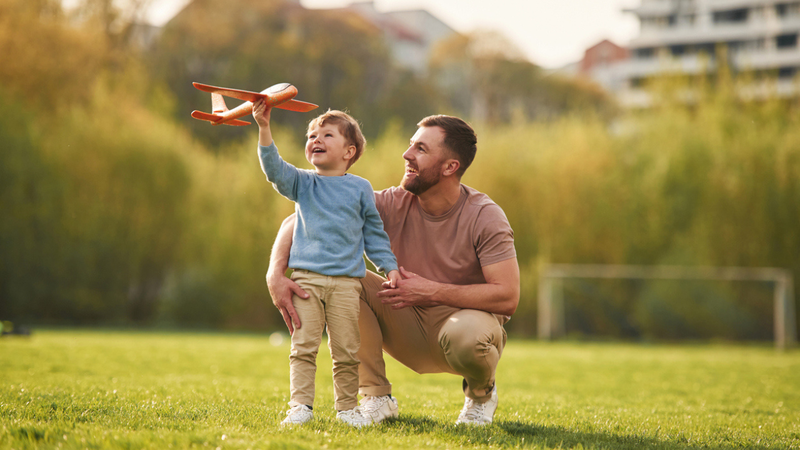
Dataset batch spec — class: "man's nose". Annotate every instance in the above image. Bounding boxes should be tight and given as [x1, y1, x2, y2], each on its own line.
[402, 148, 413, 160]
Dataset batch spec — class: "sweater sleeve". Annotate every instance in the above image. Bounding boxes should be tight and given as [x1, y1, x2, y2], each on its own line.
[361, 182, 398, 274]
[258, 143, 301, 201]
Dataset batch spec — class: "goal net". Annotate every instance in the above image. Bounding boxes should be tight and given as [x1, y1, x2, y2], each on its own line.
[538, 264, 797, 349]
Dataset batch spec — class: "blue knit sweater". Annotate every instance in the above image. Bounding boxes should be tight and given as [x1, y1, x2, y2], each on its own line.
[258, 143, 398, 278]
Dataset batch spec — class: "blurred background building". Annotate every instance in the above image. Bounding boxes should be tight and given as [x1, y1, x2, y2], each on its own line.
[571, 0, 800, 106]
[344, 1, 457, 75]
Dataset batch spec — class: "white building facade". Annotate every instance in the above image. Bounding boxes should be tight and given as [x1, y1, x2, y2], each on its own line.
[617, 0, 800, 105]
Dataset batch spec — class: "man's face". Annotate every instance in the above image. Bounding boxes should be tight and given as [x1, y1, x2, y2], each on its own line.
[401, 126, 448, 195]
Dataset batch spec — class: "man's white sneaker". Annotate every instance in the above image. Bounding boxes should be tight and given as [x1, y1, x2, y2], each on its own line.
[358, 395, 399, 424]
[336, 408, 372, 428]
[281, 404, 313, 426]
[455, 385, 498, 426]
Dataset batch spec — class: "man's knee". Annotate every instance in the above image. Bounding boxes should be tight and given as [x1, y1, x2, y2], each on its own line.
[438, 310, 504, 363]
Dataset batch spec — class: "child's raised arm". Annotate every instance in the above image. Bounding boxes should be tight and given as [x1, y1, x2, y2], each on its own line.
[253, 99, 274, 147]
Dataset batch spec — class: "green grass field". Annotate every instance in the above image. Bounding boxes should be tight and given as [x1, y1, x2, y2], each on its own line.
[1, 331, 798, 449]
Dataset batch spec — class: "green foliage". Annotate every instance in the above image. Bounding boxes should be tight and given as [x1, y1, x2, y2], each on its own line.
[0, 79, 192, 324]
[429, 31, 615, 123]
[1, 331, 798, 449]
[0, 0, 108, 112]
[1, 0, 798, 338]
[0, 92, 64, 320]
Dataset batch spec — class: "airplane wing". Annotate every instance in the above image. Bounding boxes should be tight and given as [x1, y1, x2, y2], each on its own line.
[193, 82, 264, 103]
[275, 99, 319, 113]
[191, 110, 251, 126]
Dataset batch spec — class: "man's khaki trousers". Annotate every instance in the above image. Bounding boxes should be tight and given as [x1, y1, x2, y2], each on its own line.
[288, 269, 362, 411]
[357, 271, 507, 402]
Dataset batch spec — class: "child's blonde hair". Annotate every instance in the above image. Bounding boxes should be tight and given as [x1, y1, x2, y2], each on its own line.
[307, 110, 366, 168]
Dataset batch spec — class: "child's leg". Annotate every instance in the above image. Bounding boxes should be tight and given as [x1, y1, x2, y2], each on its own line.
[287, 270, 327, 408]
[324, 276, 362, 411]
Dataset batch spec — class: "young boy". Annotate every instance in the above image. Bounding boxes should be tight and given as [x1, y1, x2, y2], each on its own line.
[253, 99, 400, 428]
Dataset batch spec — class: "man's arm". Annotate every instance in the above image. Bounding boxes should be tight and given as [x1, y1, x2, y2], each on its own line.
[266, 214, 308, 334]
[377, 257, 520, 316]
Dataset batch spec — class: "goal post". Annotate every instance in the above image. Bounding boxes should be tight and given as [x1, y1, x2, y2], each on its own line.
[538, 264, 797, 350]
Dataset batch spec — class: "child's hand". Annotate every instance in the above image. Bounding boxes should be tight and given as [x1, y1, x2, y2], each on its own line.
[254, 99, 274, 146]
[253, 99, 272, 128]
[386, 270, 401, 289]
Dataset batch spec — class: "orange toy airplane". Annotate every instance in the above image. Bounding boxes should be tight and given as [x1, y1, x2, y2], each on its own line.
[191, 82, 318, 126]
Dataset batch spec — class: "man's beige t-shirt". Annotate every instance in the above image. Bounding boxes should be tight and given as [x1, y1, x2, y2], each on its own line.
[374, 185, 516, 286]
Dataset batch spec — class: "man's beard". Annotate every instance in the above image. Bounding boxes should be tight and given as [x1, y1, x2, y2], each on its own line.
[401, 165, 441, 196]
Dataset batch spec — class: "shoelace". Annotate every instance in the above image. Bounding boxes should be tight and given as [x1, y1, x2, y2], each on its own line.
[360, 396, 385, 413]
[339, 409, 369, 423]
[461, 399, 486, 420]
[287, 405, 309, 417]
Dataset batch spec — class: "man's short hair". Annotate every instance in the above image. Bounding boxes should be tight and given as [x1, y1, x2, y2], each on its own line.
[308, 110, 366, 168]
[417, 115, 477, 178]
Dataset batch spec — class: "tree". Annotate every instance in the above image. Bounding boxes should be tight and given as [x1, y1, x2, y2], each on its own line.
[429, 30, 614, 123]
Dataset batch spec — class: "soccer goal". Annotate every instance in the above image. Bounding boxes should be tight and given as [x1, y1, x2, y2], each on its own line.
[538, 264, 797, 350]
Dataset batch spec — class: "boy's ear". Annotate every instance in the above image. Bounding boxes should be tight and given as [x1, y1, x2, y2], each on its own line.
[343, 144, 357, 161]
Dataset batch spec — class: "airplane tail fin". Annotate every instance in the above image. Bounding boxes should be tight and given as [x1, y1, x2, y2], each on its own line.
[211, 93, 228, 114]
[191, 110, 222, 123]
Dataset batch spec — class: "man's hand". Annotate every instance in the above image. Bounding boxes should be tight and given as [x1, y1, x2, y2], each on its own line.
[267, 271, 308, 335]
[376, 258, 520, 315]
[378, 267, 441, 309]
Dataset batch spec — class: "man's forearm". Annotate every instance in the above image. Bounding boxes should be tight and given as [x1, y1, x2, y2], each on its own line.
[430, 282, 518, 316]
[268, 214, 296, 281]
[385, 259, 520, 316]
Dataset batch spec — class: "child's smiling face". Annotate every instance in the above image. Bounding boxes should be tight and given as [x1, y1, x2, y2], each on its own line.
[305, 123, 355, 175]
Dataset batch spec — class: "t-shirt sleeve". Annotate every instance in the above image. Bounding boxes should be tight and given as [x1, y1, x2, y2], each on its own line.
[473, 204, 516, 267]
[373, 188, 390, 221]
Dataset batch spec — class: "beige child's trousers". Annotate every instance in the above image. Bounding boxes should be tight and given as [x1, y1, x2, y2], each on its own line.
[357, 270, 507, 403]
[288, 269, 362, 411]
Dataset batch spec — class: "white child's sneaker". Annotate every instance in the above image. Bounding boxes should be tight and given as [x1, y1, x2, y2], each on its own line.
[280, 404, 313, 426]
[455, 385, 498, 426]
[336, 408, 372, 428]
[358, 395, 399, 424]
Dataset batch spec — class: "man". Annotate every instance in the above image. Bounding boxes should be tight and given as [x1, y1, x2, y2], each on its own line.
[267, 115, 520, 425]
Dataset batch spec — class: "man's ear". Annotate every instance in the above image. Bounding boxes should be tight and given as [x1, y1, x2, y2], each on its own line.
[442, 159, 460, 177]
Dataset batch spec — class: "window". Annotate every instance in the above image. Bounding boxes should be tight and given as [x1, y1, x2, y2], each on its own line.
[713, 8, 749, 24]
[670, 45, 686, 56]
[775, 3, 800, 18]
[778, 67, 797, 78]
[727, 41, 746, 53]
[667, 15, 678, 27]
[776, 33, 798, 49]
[636, 47, 656, 58]
[695, 43, 716, 56]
